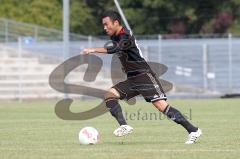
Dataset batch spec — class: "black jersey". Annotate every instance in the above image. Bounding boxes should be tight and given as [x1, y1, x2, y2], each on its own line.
[106, 27, 152, 77]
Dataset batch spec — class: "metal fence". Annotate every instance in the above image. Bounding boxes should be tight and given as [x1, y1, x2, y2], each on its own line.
[73, 34, 240, 94]
[0, 18, 88, 42]
[0, 18, 240, 99]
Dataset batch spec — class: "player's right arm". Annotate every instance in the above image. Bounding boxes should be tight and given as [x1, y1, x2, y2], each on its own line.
[83, 47, 107, 54]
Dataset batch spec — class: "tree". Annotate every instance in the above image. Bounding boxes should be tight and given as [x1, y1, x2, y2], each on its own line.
[0, 0, 239, 35]
[69, 0, 96, 35]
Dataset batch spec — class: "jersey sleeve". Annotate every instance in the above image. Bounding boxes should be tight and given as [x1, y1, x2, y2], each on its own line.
[106, 33, 131, 54]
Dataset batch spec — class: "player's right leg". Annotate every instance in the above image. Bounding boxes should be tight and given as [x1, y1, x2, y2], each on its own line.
[104, 88, 127, 126]
[104, 85, 136, 137]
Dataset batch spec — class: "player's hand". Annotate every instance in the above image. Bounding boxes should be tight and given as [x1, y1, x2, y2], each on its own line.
[83, 48, 95, 54]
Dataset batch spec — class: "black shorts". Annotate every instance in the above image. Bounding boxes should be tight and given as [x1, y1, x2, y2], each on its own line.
[112, 72, 167, 102]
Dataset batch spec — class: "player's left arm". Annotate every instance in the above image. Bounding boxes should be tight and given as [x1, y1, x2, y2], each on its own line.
[106, 33, 132, 54]
[83, 47, 107, 54]
[83, 33, 132, 54]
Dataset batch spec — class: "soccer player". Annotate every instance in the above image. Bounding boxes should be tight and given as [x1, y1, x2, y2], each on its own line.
[83, 10, 202, 144]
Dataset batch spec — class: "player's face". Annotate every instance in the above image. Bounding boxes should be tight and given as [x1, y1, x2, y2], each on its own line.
[102, 17, 118, 36]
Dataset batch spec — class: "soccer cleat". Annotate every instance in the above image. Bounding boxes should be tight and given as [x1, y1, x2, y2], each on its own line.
[113, 125, 133, 137]
[185, 128, 202, 144]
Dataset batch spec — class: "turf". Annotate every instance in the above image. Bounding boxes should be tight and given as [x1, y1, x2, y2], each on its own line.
[0, 99, 240, 159]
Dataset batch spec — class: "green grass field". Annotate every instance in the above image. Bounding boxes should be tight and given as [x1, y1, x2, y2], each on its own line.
[0, 99, 240, 159]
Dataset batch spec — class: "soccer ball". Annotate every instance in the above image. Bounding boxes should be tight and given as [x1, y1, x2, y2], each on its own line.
[78, 127, 100, 145]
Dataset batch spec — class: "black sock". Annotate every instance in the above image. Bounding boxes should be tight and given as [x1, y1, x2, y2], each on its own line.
[163, 105, 198, 133]
[105, 99, 127, 126]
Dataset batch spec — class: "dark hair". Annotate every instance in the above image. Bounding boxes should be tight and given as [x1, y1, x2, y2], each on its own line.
[102, 10, 121, 24]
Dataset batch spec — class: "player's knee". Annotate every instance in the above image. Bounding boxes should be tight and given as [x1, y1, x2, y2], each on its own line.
[104, 88, 120, 101]
[104, 92, 112, 100]
[152, 99, 168, 112]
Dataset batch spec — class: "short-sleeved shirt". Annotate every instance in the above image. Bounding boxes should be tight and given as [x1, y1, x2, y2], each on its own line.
[106, 27, 153, 77]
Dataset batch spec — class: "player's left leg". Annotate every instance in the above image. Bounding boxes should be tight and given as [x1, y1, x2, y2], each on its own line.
[132, 72, 202, 144]
[152, 99, 198, 133]
[152, 100, 202, 144]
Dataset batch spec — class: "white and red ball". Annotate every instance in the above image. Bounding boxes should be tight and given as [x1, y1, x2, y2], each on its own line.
[78, 127, 100, 145]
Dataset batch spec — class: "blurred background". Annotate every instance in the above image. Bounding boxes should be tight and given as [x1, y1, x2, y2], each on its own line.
[0, 0, 240, 101]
